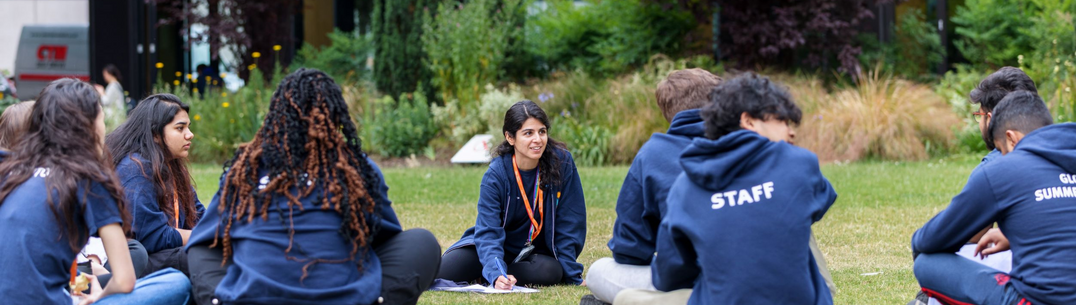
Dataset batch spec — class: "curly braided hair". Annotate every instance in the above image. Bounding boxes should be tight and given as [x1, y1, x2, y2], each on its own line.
[211, 68, 382, 278]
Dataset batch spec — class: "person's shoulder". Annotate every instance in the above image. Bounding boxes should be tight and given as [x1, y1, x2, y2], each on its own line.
[115, 153, 151, 180]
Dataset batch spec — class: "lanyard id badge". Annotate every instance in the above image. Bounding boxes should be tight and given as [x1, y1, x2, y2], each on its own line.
[512, 155, 542, 263]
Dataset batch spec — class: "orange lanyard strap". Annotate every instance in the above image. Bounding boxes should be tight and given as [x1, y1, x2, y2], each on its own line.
[69, 260, 77, 286]
[172, 189, 180, 228]
[512, 155, 543, 242]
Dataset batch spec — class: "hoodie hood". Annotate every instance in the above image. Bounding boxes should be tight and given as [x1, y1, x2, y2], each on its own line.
[1017, 123, 1076, 173]
[667, 109, 705, 138]
[679, 129, 782, 191]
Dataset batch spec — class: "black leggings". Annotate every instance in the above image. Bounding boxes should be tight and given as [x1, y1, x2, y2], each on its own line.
[76, 239, 149, 288]
[187, 228, 442, 305]
[437, 246, 564, 286]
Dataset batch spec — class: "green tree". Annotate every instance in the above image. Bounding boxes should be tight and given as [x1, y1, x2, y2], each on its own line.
[372, 0, 438, 100]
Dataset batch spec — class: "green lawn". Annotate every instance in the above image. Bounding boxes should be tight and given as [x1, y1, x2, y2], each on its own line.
[189, 155, 982, 305]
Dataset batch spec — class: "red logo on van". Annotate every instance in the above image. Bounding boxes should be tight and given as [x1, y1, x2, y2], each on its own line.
[37, 45, 68, 61]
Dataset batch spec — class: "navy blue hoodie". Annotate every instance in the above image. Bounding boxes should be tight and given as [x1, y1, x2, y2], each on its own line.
[185, 158, 402, 304]
[446, 148, 587, 285]
[608, 109, 704, 265]
[652, 130, 837, 305]
[117, 153, 205, 253]
[912, 123, 1076, 305]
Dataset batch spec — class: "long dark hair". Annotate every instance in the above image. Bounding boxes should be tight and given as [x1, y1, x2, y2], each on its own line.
[103, 64, 122, 84]
[105, 94, 197, 228]
[494, 100, 565, 191]
[0, 78, 130, 251]
[212, 68, 382, 277]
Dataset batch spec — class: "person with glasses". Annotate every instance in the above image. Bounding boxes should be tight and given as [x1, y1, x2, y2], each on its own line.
[912, 91, 1076, 305]
[907, 66, 1040, 305]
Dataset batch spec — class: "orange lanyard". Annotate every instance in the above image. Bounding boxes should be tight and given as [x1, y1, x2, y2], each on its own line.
[69, 260, 77, 287]
[512, 155, 543, 242]
[172, 189, 180, 228]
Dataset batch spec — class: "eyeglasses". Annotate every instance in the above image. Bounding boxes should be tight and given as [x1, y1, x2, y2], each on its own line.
[973, 111, 988, 123]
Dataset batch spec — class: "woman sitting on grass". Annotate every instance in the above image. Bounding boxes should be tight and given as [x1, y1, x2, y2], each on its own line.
[106, 93, 202, 276]
[185, 68, 441, 305]
[0, 78, 190, 304]
[438, 100, 588, 289]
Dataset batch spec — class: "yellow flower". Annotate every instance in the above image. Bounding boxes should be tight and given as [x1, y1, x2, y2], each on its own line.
[192, 78, 198, 84]
[221, 92, 228, 97]
[273, 45, 282, 51]
[205, 76, 211, 81]
[155, 62, 163, 69]
[193, 114, 201, 121]
[186, 74, 192, 79]
[222, 102, 230, 108]
[175, 71, 182, 77]
[248, 64, 256, 71]
[230, 119, 235, 124]
[213, 80, 218, 86]
[173, 80, 180, 86]
[0, 92, 4, 99]
[252, 52, 261, 59]
[192, 88, 199, 93]
[220, 73, 226, 78]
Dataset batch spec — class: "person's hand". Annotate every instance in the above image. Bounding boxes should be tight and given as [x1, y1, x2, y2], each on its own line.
[94, 84, 105, 96]
[494, 275, 517, 290]
[77, 274, 103, 305]
[975, 228, 1010, 259]
[580, 279, 587, 287]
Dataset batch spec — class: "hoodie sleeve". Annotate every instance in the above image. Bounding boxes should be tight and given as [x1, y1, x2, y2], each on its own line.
[186, 174, 226, 250]
[193, 187, 206, 225]
[368, 160, 402, 247]
[912, 169, 1000, 254]
[807, 158, 838, 223]
[651, 193, 699, 291]
[608, 165, 657, 265]
[474, 167, 510, 285]
[553, 154, 586, 284]
[120, 163, 184, 253]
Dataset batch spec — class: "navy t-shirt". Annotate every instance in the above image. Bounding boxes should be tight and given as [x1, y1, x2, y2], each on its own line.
[0, 170, 124, 304]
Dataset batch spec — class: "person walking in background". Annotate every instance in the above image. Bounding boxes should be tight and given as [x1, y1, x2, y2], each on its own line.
[95, 64, 126, 132]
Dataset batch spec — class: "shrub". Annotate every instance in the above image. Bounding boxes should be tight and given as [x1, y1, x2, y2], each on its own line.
[155, 67, 275, 163]
[858, 9, 945, 80]
[433, 83, 525, 146]
[372, 0, 436, 100]
[364, 90, 439, 157]
[934, 65, 990, 153]
[1017, 0, 1076, 123]
[293, 30, 373, 86]
[951, 0, 1034, 68]
[797, 70, 960, 162]
[526, 0, 694, 76]
[422, 0, 526, 107]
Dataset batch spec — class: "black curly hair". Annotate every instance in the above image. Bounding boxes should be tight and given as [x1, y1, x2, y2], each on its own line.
[211, 68, 382, 279]
[701, 72, 802, 140]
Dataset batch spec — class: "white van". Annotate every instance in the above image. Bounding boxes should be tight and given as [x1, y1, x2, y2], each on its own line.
[13, 25, 90, 100]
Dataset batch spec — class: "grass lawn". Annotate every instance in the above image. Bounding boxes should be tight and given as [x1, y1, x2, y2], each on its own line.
[189, 154, 982, 305]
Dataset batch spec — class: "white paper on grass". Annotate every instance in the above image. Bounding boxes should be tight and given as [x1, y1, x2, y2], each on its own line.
[436, 284, 539, 294]
[451, 135, 494, 164]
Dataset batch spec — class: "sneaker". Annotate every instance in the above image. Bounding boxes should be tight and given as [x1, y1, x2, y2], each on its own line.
[906, 291, 930, 305]
[580, 294, 612, 305]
